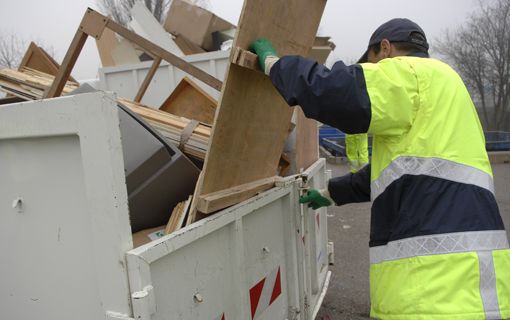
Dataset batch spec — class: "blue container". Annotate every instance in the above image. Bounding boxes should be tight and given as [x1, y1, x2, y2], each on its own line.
[485, 131, 510, 151]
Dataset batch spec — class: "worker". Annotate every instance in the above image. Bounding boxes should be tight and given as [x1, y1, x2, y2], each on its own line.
[345, 133, 369, 172]
[250, 18, 510, 319]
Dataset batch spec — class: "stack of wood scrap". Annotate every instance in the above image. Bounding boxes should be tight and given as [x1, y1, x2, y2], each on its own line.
[0, 67, 210, 161]
[0, 67, 79, 100]
[119, 98, 211, 161]
[19, 42, 78, 82]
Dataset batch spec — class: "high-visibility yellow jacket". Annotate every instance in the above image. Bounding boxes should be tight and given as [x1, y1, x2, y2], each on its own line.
[269, 52, 510, 319]
[345, 133, 369, 172]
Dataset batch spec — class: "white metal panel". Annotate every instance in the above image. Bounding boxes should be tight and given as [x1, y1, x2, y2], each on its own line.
[127, 182, 301, 320]
[98, 50, 230, 107]
[129, 2, 184, 57]
[0, 93, 133, 319]
[300, 159, 331, 319]
[126, 159, 330, 320]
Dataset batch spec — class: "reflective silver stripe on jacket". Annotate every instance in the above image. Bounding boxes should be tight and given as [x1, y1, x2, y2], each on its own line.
[371, 156, 494, 201]
[369, 230, 509, 264]
[478, 251, 502, 319]
[370, 230, 508, 319]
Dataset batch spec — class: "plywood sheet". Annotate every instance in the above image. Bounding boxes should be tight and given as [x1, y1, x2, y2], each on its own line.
[194, 0, 327, 213]
[95, 27, 118, 67]
[111, 39, 140, 66]
[19, 42, 77, 82]
[159, 77, 217, 124]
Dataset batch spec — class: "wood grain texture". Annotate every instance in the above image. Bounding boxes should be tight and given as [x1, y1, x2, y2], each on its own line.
[194, 0, 327, 213]
[159, 77, 217, 125]
[197, 177, 276, 214]
[95, 27, 118, 67]
[165, 195, 192, 234]
[19, 42, 78, 83]
[293, 38, 334, 172]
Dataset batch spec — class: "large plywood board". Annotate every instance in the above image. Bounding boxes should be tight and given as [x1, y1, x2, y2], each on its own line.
[195, 0, 327, 213]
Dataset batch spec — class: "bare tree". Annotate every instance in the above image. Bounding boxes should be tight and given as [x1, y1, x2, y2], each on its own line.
[0, 33, 26, 68]
[97, 0, 211, 26]
[436, 0, 510, 130]
[0, 32, 56, 69]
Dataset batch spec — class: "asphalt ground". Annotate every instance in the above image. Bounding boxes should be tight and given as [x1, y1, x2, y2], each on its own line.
[316, 162, 510, 320]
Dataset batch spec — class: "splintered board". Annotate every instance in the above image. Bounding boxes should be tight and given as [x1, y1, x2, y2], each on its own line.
[193, 0, 327, 215]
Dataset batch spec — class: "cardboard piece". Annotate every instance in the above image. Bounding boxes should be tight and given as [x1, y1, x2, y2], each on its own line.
[159, 77, 217, 124]
[164, 0, 235, 51]
[132, 225, 166, 248]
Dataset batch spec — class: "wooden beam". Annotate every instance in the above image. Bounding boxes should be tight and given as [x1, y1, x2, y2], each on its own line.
[197, 177, 276, 214]
[232, 47, 259, 71]
[134, 57, 161, 102]
[104, 12, 223, 91]
[46, 7, 223, 99]
[44, 29, 88, 98]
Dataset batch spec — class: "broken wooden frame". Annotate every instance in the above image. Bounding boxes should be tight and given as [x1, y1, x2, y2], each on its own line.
[44, 8, 223, 99]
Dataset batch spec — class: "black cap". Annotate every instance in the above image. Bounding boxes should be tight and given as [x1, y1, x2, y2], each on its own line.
[358, 18, 429, 63]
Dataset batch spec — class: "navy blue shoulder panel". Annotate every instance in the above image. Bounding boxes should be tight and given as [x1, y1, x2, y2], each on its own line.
[370, 175, 504, 247]
[269, 56, 371, 134]
[328, 164, 371, 205]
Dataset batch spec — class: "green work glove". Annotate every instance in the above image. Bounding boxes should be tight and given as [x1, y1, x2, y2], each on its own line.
[249, 38, 279, 75]
[299, 189, 333, 210]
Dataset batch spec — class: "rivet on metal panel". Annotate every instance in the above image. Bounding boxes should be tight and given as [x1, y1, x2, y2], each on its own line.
[193, 293, 203, 303]
[12, 197, 23, 213]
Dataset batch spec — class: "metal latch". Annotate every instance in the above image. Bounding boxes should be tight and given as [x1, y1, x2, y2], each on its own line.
[132, 285, 156, 320]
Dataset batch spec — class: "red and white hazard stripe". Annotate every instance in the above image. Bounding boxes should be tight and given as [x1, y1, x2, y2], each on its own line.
[249, 266, 282, 320]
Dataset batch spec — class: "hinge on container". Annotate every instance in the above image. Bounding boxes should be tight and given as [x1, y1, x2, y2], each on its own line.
[132, 285, 156, 320]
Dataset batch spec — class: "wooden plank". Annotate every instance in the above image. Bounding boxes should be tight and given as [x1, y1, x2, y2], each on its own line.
[292, 40, 334, 172]
[159, 77, 217, 124]
[19, 42, 78, 83]
[295, 109, 319, 171]
[44, 29, 88, 98]
[192, 0, 327, 215]
[134, 57, 161, 102]
[165, 195, 192, 234]
[197, 177, 276, 214]
[232, 47, 259, 71]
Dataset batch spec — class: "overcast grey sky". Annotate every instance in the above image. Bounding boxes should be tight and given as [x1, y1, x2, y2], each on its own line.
[0, 0, 479, 80]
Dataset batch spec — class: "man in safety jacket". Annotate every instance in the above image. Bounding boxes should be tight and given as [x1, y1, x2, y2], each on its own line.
[250, 18, 510, 319]
[345, 133, 369, 172]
